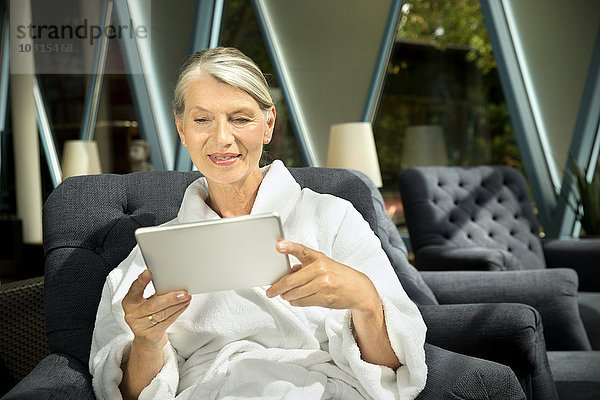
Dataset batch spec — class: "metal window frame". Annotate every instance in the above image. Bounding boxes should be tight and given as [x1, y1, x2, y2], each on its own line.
[0, 2, 7, 191]
[113, 0, 169, 170]
[33, 76, 61, 187]
[79, 0, 113, 142]
[0, 3, 8, 135]
[251, 0, 319, 167]
[480, 0, 559, 235]
[174, 0, 225, 172]
[361, 0, 402, 123]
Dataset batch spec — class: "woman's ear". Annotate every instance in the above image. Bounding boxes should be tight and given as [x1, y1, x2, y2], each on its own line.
[263, 106, 276, 144]
[174, 111, 187, 146]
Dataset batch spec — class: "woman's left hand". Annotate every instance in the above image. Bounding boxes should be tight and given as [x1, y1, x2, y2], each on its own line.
[266, 240, 380, 315]
[268, 240, 400, 369]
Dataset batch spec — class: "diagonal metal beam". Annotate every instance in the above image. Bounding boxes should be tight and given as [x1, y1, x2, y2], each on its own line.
[113, 0, 169, 170]
[480, 0, 558, 235]
[251, 0, 319, 167]
[175, 0, 224, 172]
[33, 76, 61, 187]
[79, 0, 113, 142]
[362, 0, 402, 123]
[0, 4, 9, 135]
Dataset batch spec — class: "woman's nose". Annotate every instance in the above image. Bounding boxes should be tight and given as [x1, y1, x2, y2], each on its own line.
[214, 120, 235, 147]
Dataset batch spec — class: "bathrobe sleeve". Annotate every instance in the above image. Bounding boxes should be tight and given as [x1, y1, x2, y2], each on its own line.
[89, 247, 183, 400]
[324, 202, 427, 400]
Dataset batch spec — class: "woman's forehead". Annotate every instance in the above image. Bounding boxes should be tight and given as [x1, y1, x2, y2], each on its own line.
[184, 76, 260, 112]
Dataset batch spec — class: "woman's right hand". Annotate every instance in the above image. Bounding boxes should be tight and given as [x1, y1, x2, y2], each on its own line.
[120, 270, 191, 399]
[122, 270, 191, 352]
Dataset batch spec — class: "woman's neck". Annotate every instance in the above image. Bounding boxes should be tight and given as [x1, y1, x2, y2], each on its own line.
[206, 168, 264, 218]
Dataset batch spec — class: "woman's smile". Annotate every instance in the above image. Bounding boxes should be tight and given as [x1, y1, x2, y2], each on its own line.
[208, 153, 242, 165]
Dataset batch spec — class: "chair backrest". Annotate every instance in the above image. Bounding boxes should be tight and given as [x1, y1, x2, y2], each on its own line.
[43, 167, 437, 367]
[398, 166, 546, 269]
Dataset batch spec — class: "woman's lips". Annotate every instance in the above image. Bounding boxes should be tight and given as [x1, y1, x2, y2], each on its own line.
[208, 153, 241, 165]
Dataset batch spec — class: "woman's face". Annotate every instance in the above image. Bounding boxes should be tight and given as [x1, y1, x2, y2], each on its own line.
[175, 73, 275, 186]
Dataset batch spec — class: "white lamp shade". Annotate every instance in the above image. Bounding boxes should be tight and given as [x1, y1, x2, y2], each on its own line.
[61, 140, 102, 180]
[401, 125, 448, 169]
[327, 122, 383, 187]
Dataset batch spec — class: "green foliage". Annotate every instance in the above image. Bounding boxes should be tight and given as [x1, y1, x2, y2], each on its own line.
[567, 157, 600, 235]
[398, 0, 496, 74]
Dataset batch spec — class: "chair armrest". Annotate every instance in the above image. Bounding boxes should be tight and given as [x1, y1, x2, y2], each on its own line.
[421, 268, 591, 351]
[419, 343, 526, 400]
[420, 303, 537, 370]
[3, 353, 95, 399]
[414, 245, 522, 271]
[419, 303, 557, 400]
[543, 238, 600, 291]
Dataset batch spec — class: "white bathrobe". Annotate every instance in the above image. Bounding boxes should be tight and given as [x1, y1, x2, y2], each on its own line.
[90, 160, 427, 400]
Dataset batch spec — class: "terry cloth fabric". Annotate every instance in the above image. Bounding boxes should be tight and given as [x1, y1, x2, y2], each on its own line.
[89, 160, 427, 399]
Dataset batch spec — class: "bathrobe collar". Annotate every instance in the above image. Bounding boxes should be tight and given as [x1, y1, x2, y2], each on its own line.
[176, 160, 301, 224]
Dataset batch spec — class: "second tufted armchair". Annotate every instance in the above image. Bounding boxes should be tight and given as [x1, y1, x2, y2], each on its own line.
[398, 165, 600, 351]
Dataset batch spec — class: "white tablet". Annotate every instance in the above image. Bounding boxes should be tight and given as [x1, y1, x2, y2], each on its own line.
[135, 212, 291, 295]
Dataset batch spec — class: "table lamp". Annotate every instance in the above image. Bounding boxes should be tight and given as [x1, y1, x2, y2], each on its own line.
[327, 122, 383, 187]
[401, 125, 448, 169]
[61, 140, 102, 181]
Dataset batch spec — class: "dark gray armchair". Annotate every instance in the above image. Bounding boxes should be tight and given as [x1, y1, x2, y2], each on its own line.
[398, 165, 600, 353]
[4, 167, 567, 399]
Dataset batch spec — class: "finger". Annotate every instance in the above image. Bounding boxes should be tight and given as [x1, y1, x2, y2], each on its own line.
[280, 278, 320, 302]
[141, 289, 190, 317]
[267, 265, 313, 298]
[123, 270, 152, 307]
[276, 241, 318, 264]
[151, 299, 191, 329]
[143, 298, 191, 330]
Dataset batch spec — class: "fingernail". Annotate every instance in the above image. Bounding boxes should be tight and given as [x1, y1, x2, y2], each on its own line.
[266, 288, 273, 298]
[278, 241, 287, 250]
[176, 292, 186, 300]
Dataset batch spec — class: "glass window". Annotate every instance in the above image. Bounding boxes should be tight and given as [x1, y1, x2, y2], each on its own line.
[374, 0, 523, 232]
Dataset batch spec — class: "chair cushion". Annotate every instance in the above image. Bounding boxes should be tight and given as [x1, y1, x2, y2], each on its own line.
[399, 166, 546, 270]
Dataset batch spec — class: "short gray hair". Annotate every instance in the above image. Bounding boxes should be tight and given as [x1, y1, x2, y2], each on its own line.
[173, 47, 274, 120]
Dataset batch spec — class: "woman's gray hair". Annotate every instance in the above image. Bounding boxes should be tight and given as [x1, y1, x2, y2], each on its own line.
[173, 47, 274, 121]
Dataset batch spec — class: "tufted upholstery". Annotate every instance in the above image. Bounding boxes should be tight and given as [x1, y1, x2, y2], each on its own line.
[399, 166, 545, 271]
[399, 165, 600, 352]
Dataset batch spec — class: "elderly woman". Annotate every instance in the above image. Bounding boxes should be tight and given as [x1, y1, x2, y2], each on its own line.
[90, 47, 427, 399]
